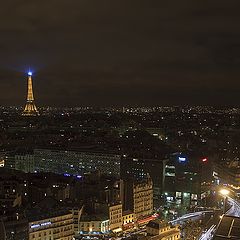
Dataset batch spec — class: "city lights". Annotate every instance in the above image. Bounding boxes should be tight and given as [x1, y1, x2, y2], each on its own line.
[219, 189, 230, 196]
[1, 0, 239, 238]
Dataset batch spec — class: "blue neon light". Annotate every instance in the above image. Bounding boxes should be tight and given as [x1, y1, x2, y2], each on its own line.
[31, 221, 51, 229]
[178, 157, 186, 162]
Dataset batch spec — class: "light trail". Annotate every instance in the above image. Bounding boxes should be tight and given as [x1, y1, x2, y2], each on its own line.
[198, 224, 216, 240]
[198, 192, 240, 240]
[170, 211, 213, 225]
[226, 196, 240, 217]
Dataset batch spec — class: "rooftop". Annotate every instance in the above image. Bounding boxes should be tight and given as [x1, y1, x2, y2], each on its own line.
[147, 219, 169, 229]
[27, 198, 72, 222]
[213, 215, 240, 239]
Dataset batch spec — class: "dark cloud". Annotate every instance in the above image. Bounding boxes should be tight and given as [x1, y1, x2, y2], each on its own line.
[0, 0, 240, 106]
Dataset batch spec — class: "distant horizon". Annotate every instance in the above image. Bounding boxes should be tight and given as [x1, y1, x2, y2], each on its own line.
[1, 104, 240, 109]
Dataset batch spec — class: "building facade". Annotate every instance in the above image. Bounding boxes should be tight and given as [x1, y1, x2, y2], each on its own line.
[133, 177, 153, 220]
[122, 211, 135, 231]
[109, 203, 122, 233]
[146, 220, 180, 240]
[123, 176, 153, 221]
[120, 156, 168, 207]
[15, 154, 35, 173]
[70, 206, 83, 235]
[79, 215, 109, 234]
[34, 149, 121, 176]
[28, 211, 74, 240]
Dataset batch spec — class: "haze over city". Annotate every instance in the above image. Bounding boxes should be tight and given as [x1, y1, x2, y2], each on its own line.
[1, 0, 240, 106]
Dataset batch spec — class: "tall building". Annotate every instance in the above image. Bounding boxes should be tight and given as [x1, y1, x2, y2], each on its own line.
[22, 72, 39, 116]
[122, 176, 153, 222]
[120, 156, 168, 208]
[109, 203, 122, 233]
[164, 154, 209, 206]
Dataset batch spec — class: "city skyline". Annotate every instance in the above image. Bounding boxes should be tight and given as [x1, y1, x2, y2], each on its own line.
[0, 0, 240, 106]
[1, 1, 240, 239]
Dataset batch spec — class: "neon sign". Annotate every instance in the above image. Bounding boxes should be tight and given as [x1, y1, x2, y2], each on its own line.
[178, 157, 186, 162]
[31, 221, 51, 229]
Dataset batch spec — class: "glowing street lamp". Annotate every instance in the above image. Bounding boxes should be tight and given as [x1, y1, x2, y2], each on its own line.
[219, 188, 230, 214]
[219, 189, 230, 196]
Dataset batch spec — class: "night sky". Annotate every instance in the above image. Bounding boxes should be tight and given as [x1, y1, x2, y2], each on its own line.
[1, 0, 240, 106]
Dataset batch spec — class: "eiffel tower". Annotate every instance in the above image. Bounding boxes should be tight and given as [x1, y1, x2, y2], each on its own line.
[22, 72, 39, 116]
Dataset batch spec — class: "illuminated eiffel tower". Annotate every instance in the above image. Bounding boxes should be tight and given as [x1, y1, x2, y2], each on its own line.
[22, 72, 39, 116]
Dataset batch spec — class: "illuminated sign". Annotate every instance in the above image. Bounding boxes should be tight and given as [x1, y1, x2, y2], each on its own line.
[30, 221, 51, 229]
[178, 157, 186, 162]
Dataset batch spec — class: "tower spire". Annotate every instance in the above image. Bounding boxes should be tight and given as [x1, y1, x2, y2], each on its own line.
[22, 72, 39, 116]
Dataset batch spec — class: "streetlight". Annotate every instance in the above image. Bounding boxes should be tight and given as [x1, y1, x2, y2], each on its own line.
[219, 188, 230, 213]
[219, 189, 230, 196]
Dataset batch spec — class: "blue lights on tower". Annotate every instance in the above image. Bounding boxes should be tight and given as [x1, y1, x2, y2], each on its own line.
[28, 71, 32, 76]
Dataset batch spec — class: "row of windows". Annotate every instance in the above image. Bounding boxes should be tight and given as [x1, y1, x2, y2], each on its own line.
[166, 234, 180, 240]
[31, 225, 74, 237]
[123, 220, 134, 224]
[31, 231, 51, 238]
[110, 215, 122, 220]
[110, 210, 122, 214]
[123, 215, 134, 219]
